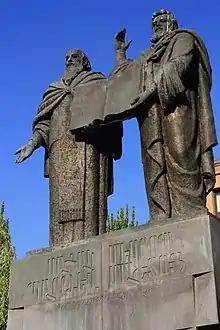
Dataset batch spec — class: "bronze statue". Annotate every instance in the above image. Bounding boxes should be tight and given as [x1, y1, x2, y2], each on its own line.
[15, 10, 218, 241]
[15, 48, 122, 246]
[110, 9, 217, 220]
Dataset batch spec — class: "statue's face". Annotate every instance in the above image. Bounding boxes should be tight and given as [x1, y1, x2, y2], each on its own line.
[152, 14, 169, 40]
[65, 50, 82, 68]
[152, 14, 168, 33]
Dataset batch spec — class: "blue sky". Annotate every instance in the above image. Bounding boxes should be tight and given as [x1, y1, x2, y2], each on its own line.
[1, 0, 219, 258]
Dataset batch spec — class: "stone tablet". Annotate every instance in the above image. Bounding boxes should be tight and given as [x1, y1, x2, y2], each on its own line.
[70, 79, 107, 131]
[103, 59, 142, 123]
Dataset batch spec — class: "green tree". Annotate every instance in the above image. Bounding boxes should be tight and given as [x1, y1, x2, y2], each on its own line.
[106, 205, 138, 232]
[0, 203, 15, 330]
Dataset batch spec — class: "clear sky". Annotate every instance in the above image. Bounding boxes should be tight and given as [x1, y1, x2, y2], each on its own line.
[1, 0, 219, 259]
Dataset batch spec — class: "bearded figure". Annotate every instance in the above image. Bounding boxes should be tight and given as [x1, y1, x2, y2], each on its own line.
[15, 49, 122, 246]
[111, 9, 217, 220]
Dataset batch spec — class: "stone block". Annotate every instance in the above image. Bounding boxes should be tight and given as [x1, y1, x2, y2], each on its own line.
[193, 272, 218, 327]
[103, 275, 195, 330]
[9, 239, 102, 309]
[102, 216, 213, 293]
[101, 215, 219, 329]
[23, 299, 102, 330]
[7, 214, 220, 330]
[7, 309, 24, 330]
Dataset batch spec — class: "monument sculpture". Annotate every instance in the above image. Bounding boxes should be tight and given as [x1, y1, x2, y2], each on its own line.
[104, 9, 217, 220]
[15, 48, 123, 246]
[9, 9, 220, 330]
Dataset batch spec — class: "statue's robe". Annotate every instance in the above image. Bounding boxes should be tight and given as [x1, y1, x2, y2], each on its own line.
[106, 30, 217, 220]
[33, 71, 122, 246]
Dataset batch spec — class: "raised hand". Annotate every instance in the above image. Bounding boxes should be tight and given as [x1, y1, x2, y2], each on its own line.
[114, 28, 132, 66]
[15, 143, 35, 163]
[115, 28, 132, 52]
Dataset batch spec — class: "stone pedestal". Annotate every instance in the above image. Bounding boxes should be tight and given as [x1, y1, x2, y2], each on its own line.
[7, 214, 220, 329]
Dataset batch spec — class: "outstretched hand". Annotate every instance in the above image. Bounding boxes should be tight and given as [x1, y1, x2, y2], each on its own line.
[130, 85, 157, 109]
[115, 28, 132, 52]
[130, 91, 151, 107]
[15, 144, 34, 163]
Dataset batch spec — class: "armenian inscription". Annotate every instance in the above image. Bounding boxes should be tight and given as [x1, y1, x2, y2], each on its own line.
[108, 232, 186, 288]
[27, 249, 100, 303]
[58, 208, 83, 223]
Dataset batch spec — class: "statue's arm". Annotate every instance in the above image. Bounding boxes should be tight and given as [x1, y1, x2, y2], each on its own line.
[114, 28, 132, 67]
[15, 130, 43, 164]
[15, 88, 51, 164]
[29, 130, 43, 149]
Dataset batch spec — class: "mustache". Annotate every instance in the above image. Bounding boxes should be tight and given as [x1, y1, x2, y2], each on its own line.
[154, 26, 163, 31]
[66, 62, 78, 67]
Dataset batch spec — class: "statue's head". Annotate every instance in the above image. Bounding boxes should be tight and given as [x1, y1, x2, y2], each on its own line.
[65, 48, 91, 72]
[151, 9, 178, 44]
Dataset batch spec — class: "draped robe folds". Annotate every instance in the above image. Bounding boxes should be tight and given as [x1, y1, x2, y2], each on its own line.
[33, 71, 122, 246]
[110, 30, 217, 220]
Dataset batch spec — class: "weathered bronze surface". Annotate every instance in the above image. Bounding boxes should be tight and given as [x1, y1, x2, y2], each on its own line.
[15, 49, 122, 246]
[103, 10, 217, 220]
[15, 10, 218, 238]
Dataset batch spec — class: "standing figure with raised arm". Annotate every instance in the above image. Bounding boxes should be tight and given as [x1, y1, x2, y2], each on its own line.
[112, 9, 217, 220]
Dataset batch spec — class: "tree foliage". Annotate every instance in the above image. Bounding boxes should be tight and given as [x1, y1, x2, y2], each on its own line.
[0, 203, 15, 330]
[106, 205, 138, 232]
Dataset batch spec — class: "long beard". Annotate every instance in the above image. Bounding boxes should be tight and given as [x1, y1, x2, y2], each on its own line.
[62, 64, 83, 83]
[150, 29, 167, 44]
